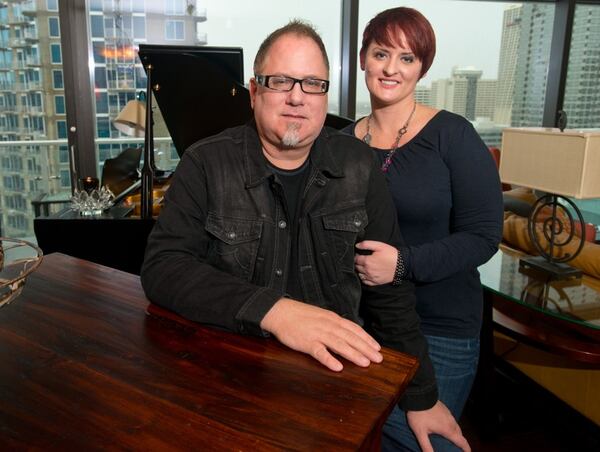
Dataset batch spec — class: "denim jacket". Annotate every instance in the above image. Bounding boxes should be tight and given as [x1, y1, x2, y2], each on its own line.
[141, 122, 438, 410]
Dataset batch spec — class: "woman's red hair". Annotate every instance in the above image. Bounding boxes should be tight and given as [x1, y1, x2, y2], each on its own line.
[360, 7, 436, 79]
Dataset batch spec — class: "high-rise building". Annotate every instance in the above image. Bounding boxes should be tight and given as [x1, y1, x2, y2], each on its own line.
[0, 0, 60, 237]
[91, 0, 207, 167]
[0, 0, 207, 238]
[415, 85, 432, 107]
[431, 77, 469, 117]
[494, 5, 521, 125]
[430, 67, 495, 121]
[511, 3, 554, 127]
[510, 3, 598, 128]
[451, 67, 482, 120]
[563, 5, 600, 128]
[474, 79, 497, 120]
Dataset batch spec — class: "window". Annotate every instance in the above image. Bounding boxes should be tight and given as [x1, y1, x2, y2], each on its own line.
[91, 15, 104, 38]
[96, 117, 110, 138]
[59, 145, 69, 164]
[133, 16, 145, 39]
[95, 67, 107, 89]
[165, 0, 185, 15]
[55, 95, 65, 114]
[356, 1, 554, 147]
[60, 170, 70, 188]
[49, 17, 60, 38]
[53, 69, 64, 89]
[95, 92, 108, 114]
[133, 0, 145, 14]
[57, 120, 67, 138]
[165, 20, 184, 41]
[47, 0, 59, 12]
[50, 43, 62, 64]
[92, 42, 105, 64]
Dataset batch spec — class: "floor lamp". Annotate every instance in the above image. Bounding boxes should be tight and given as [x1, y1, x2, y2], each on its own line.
[113, 66, 155, 219]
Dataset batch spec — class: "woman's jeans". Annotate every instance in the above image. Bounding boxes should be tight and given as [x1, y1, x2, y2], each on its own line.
[382, 334, 480, 452]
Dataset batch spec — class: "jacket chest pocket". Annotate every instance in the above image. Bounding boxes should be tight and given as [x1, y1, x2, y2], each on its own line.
[205, 213, 262, 280]
[322, 208, 368, 272]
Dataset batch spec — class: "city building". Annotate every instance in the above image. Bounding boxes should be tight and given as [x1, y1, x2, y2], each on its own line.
[562, 4, 600, 128]
[0, 0, 206, 238]
[430, 66, 496, 121]
[511, 3, 554, 127]
[493, 4, 521, 125]
[415, 85, 432, 107]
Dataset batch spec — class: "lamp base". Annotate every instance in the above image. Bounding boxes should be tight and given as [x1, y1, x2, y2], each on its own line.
[519, 255, 582, 280]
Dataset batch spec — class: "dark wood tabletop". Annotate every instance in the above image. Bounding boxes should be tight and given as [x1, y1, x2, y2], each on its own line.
[0, 253, 418, 451]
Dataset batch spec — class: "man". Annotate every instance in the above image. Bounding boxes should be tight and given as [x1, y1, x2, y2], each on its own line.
[141, 21, 469, 452]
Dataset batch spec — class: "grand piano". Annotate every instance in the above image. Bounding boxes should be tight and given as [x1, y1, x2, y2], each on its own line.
[34, 45, 352, 275]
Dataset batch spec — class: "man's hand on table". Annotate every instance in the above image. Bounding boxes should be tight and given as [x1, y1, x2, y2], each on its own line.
[260, 298, 383, 371]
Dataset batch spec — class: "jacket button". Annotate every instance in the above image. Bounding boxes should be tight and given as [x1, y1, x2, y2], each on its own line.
[227, 231, 236, 239]
[278, 220, 287, 229]
[354, 220, 362, 227]
[275, 269, 283, 276]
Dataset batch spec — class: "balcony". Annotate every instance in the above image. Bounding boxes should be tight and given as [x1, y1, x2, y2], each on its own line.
[21, 1, 37, 17]
[22, 80, 42, 91]
[17, 128, 45, 139]
[0, 104, 18, 112]
[195, 32, 207, 45]
[8, 14, 29, 26]
[25, 55, 40, 66]
[23, 28, 38, 42]
[0, 80, 15, 91]
[19, 105, 44, 114]
[193, 7, 207, 22]
[10, 38, 28, 48]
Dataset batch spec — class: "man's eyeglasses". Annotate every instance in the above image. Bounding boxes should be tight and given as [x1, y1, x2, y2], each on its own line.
[255, 75, 329, 94]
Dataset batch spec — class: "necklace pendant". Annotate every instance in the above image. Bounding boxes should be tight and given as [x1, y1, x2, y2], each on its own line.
[362, 133, 372, 145]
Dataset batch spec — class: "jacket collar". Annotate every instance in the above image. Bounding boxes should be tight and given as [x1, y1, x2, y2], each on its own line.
[243, 120, 344, 188]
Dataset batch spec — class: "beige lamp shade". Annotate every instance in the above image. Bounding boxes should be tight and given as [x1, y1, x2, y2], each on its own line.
[113, 99, 146, 137]
[499, 127, 600, 199]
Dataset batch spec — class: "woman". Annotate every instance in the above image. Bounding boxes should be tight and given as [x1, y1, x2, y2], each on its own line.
[344, 7, 504, 452]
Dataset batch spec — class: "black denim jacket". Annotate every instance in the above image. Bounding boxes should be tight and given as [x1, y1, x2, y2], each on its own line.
[141, 122, 438, 410]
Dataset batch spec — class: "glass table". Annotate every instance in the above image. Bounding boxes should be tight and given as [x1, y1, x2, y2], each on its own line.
[471, 248, 600, 435]
[478, 248, 600, 363]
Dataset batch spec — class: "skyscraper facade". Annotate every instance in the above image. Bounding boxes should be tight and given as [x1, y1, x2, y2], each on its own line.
[563, 4, 600, 128]
[494, 4, 521, 125]
[0, 0, 206, 238]
[511, 3, 554, 127]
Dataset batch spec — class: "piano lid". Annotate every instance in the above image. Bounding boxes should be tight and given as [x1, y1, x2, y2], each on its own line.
[138, 44, 351, 157]
[138, 44, 250, 157]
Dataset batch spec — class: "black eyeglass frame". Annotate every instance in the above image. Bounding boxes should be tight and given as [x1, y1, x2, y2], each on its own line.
[255, 74, 330, 94]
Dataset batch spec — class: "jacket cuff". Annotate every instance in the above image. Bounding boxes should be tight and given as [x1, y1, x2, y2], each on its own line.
[399, 246, 412, 280]
[398, 383, 439, 411]
[235, 287, 283, 337]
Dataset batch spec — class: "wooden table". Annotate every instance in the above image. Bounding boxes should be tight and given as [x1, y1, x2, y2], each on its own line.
[0, 253, 418, 450]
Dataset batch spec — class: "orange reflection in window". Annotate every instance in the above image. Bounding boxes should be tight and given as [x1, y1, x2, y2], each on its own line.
[101, 46, 137, 59]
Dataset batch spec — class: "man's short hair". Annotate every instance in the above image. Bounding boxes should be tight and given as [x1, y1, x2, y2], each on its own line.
[253, 20, 330, 74]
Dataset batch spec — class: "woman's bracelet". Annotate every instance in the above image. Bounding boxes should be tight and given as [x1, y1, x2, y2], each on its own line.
[392, 248, 406, 286]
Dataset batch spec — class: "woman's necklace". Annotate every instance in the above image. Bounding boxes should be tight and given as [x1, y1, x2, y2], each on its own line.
[362, 101, 417, 172]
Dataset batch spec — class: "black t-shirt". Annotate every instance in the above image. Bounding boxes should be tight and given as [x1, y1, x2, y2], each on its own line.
[269, 159, 310, 300]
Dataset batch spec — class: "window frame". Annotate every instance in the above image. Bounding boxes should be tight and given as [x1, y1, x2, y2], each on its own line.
[56, 0, 598, 190]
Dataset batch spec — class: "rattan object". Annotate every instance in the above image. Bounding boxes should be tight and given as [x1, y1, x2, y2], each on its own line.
[0, 238, 43, 308]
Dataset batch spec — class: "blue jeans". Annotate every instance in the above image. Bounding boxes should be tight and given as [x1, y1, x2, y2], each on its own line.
[382, 334, 480, 452]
